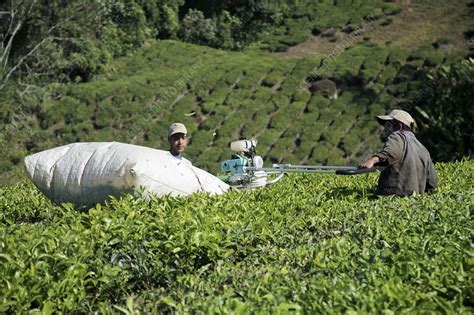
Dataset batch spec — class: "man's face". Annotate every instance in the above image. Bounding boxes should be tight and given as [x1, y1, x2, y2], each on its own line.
[380, 120, 397, 142]
[169, 133, 188, 155]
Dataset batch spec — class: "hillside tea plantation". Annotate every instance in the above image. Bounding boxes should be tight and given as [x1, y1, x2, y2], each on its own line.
[0, 161, 472, 313]
[1, 40, 463, 182]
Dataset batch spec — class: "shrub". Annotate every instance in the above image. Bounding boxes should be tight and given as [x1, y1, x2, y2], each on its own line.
[194, 88, 209, 102]
[312, 95, 331, 109]
[381, 3, 402, 16]
[238, 73, 262, 90]
[360, 60, 380, 84]
[253, 87, 273, 102]
[410, 59, 474, 161]
[272, 94, 290, 107]
[256, 129, 280, 149]
[339, 132, 360, 154]
[199, 116, 218, 132]
[213, 105, 232, 120]
[423, 51, 445, 67]
[200, 101, 217, 114]
[304, 97, 319, 114]
[321, 129, 342, 146]
[241, 113, 269, 137]
[180, 9, 217, 46]
[223, 70, 242, 85]
[289, 101, 306, 113]
[343, 102, 365, 117]
[279, 77, 301, 97]
[268, 113, 289, 130]
[310, 141, 333, 163]
[262, 71, 283, 87]
[291, 90, 311, 103]
[377, 65, 398, 85]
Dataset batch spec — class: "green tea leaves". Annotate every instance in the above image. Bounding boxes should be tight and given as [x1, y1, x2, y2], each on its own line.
[0, 161, 472, 312]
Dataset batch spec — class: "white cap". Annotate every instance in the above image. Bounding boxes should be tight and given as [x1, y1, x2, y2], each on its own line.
[376, 109, 414, 127]
[168, 123, 187, 138]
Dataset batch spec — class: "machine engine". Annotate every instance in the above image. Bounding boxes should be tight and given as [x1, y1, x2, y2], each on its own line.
[220, 140, 268, 188]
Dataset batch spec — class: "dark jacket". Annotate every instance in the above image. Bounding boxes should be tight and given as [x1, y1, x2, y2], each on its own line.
[372, 131, 438, 196]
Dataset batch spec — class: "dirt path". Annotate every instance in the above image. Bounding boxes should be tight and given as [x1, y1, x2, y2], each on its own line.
[275, 1, 472, 58]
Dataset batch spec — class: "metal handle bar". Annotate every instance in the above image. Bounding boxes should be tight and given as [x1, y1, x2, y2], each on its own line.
[335, 168, 378, 175]
[272, 164, 357, 170]
[244, 166, 380, 175]
[251, 168, 345, 174]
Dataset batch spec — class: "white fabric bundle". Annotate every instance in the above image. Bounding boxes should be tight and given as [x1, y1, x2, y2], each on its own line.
[24, 142, 229, 206]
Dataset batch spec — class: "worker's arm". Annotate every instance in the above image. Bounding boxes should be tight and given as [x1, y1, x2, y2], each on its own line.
[359, 132, 403, 169]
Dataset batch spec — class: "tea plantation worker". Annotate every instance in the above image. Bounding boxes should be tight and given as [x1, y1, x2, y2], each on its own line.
[358, 109, 438, 196]
[168, 122, 191, 164]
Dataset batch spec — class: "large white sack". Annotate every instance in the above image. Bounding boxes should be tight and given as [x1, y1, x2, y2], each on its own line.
[24, 142, 229, 206]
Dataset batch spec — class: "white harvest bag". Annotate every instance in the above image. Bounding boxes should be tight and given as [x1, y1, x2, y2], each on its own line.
[24, 142, 229, 206]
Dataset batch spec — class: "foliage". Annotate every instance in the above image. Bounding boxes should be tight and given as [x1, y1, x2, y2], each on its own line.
[180, 9, 217, 46]
[0, 0, 183, 85]
[409, 58, 474, 161]
[181, 0, 275, 50]
[0, 0, 403, 88]
[0, 161, 472, 312]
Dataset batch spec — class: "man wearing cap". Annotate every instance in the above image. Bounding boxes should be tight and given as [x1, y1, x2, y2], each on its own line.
[359, 109, 438, 196]
[168, 122, 191, 164]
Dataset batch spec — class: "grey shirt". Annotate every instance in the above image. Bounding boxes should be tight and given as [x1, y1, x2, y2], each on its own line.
[372, 131, 438, 196]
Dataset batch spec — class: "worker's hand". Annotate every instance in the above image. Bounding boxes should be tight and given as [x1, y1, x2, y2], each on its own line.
[358, 156, 379, 169]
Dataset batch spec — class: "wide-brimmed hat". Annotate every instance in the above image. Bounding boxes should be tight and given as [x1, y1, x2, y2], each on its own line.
[168, 123, 187, 138]
[376, 109, 414, 127]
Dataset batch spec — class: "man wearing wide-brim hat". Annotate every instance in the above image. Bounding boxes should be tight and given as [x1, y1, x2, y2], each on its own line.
[359, 109, 438, 196]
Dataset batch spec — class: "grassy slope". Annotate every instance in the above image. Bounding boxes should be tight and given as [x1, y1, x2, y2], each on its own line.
[367, 0, 473, 52]
[0, 40, 462, 182]
[259, 0, 402, 51]
[1, 160, 472, 312]
[280, 0, 473, 57]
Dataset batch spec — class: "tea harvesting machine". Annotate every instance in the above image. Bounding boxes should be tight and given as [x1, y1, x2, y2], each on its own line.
[220, 140, 378, 189]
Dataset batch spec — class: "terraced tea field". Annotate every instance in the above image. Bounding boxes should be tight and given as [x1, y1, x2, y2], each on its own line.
[18, 40, 459, 174]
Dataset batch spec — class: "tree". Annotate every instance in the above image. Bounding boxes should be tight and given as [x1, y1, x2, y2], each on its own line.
[0, 0, 44, 88]
[411, 58, 474, 161]
[0, 1, 103, 86]
[180, 9, 217, 46]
